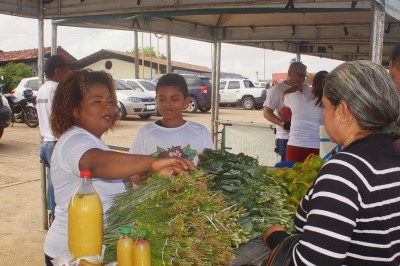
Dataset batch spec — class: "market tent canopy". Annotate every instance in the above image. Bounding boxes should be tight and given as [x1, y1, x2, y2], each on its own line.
[1, 0, 399, 66]
[1, 0, 399, 230]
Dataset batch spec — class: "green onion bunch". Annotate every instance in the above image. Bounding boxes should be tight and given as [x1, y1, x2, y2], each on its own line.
[103, 171, 248, 265]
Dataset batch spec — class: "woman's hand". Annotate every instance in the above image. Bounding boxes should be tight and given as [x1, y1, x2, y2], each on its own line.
[282, 84, 303, 102]
[283, 84, 303, 96]
[152, 157, 196, 177]
[130, 173, 150, 185]
[262, 224, 285, 245]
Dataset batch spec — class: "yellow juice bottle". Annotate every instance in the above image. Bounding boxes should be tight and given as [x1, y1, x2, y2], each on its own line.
[117, 226, 134, 266]
[68, 170, 103, 266]
[132, 229, 151, 266]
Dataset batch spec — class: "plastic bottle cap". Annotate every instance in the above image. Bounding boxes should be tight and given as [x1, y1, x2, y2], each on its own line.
[120, 226, 132, 234]
[135, 229, 147, 237]
[80, 170, 92, 178]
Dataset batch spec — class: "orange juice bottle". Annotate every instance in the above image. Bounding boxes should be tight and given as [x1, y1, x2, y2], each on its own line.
[132, 229, 151, 266]
[68, 170, 103, 266]
[117, 226, 134, 266]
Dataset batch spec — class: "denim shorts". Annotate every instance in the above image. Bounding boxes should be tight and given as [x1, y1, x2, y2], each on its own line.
[276, 138, 288, 162]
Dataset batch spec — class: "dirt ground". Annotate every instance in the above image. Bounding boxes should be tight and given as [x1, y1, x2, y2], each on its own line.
[0, 108, 267, 265]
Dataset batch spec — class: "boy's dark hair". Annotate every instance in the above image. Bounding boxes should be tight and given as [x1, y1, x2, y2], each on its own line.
[390, 42, 400, 69]
[156, 73, 188, 97]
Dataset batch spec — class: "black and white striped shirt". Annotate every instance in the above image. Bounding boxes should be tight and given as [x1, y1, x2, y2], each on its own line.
[293, 133, 400, 265]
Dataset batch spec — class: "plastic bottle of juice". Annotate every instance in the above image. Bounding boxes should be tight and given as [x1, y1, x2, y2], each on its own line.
[132, 229, 151, 266]
[68, 170, 103, 266]
[117, 226, 134, 266]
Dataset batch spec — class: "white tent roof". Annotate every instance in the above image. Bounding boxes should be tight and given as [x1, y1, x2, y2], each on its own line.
[2, 0, 399, 229]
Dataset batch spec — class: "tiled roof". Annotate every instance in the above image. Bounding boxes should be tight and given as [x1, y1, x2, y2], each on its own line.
[0, 47, 211, 74]
[0, 47, 77, 63]
[109, 50, 212, 72]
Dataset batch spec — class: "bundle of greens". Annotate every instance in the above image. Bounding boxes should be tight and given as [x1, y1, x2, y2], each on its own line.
[103, 171, 248, 265]
[199, 149, 295, 239]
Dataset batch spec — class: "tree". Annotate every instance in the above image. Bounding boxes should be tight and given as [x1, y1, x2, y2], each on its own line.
[126, 46, 167, 59]
[0, 62, 35, 93]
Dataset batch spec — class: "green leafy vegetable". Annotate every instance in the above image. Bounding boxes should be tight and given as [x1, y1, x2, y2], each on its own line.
[199, 149, 295, 238]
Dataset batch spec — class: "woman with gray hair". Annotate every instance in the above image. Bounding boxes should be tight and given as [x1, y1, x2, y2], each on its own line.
[263, 60, 400, 265]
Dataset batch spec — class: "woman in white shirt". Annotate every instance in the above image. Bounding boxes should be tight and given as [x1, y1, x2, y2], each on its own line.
[283, 70, 328, 162]
[44, 70, 195, 265]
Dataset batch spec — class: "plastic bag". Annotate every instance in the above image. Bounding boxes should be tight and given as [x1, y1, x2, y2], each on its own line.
[51, 245, 106, 266]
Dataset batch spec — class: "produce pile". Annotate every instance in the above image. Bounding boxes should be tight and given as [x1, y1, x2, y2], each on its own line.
[272, 154, 325, 208]
[103, 150, 324, 265]
[198, 149, 296, 239]
[103, 172, 248, 265]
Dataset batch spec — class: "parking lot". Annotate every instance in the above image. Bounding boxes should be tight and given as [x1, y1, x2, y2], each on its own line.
[0, 108, 267, 264]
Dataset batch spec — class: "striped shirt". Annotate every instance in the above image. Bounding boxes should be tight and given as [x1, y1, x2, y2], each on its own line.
[293, 133, 400, 265]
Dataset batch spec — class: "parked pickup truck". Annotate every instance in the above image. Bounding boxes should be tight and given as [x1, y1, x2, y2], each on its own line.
[219, 79, 265, 110]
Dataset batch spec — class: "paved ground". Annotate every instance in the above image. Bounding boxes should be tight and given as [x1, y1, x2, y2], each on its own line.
[0, 108, 267, 265]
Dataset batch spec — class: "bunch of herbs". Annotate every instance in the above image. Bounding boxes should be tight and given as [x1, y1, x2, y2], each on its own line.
[103, 171, 248, 265]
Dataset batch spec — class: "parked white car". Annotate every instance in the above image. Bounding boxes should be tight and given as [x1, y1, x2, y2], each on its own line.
[121, 79, 156, 97]
[114, 79, 157, 120]
[219, 78, 265, 110]
[253, 81, 267, 88]
[12, 77, 40, 100]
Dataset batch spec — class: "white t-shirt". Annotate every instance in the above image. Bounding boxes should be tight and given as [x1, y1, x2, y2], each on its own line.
[44, 126, 126, 258]
[264, 83, 297, 139]
[284, 87, 323, 148]
[36, 80, 58, 141]
[129, 121, 214, 166]
[264, 82, 311, 139]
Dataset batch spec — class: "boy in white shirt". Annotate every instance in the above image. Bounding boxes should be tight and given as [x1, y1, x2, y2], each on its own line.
[129, 73, 213, 181]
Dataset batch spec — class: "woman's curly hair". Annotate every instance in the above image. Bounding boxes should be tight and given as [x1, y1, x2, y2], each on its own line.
[50, 69, 120, 138]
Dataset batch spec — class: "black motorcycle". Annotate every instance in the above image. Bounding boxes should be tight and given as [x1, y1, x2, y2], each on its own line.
[2, 88, 39, 128]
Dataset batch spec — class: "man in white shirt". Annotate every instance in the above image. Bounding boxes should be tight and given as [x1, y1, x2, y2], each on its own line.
[263, 62, 309, 162]
[37, 54, 72, 222]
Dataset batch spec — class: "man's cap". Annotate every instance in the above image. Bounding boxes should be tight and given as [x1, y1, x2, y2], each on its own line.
[44, 54, 71, 75]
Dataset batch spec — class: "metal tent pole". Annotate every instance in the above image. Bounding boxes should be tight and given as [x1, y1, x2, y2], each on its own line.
[51, 24, 57, 55]
[166, 35, 172, 73]
[370, 0, 385, 64]
[211, 38, 221, 149]
[38, 2, 48, 230]
[134, 31, 139, 79]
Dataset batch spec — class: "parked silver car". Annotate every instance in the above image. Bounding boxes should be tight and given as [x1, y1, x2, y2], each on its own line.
[121, 79, 156, 97]
[114, 79, 157, 120]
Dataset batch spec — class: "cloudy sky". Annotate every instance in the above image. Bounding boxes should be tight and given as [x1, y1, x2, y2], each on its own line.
[1, 14, 344, 81]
